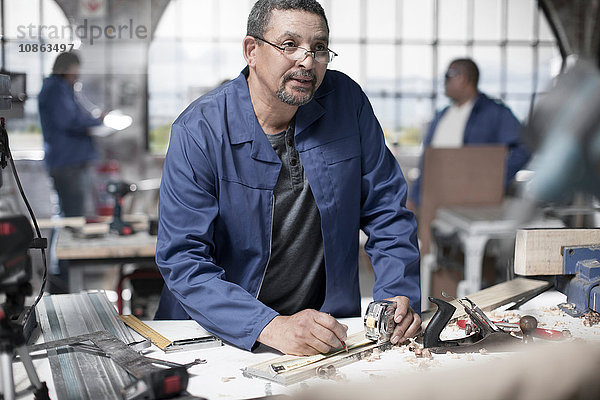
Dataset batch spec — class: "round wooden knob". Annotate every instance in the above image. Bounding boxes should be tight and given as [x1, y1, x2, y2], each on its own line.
[519, 315, 538, 344]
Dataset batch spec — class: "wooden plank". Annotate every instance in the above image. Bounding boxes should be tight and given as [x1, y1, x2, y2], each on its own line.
[421, 277, 552, 327]
[514, 229, 600, 275]
[37, 217, 86, 229]
[419, 146, 505, 253]
[243, 331, 384, 385]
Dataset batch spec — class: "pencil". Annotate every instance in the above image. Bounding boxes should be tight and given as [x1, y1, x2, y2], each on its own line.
[341, 340, 348, 352]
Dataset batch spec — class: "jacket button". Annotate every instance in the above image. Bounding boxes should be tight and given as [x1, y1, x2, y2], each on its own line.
[290, 158, 298, 166]
[287, 139, 294, 147]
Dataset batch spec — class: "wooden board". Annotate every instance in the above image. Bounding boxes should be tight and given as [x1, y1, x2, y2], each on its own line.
[421, 277, 552, 327]
[514, 229, 600, 275]
[243, 331, 386, 385]
[37, 217, 87, 229]
[419, 146, 506, 254]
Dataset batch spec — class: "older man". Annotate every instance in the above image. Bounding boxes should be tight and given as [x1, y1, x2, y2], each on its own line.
[155, 0, 421, 355]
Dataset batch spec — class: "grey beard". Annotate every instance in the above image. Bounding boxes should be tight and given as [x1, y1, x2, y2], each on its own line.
[277, 85, 314, 106]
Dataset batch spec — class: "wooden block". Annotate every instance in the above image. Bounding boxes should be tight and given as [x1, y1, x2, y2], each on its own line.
[514, 229, 600, 275]
[418, 146, 505, 253]
[37, 217, 86, 229]
[421, 277, 552, 327]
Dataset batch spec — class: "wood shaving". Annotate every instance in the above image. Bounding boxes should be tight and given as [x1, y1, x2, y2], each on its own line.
[413, 347, 423, 357]
[404, 355, 418, 364]
[333, 372, 347, 382]
[552, 321, 569, 329]
[221, 376, 236, 382]
[416, 360, 432, 370]
[542, 306, 568, 316]
[465, 354, 474, 361]
[446, 351, 461, 359]
[478, 348, 488, 355]
[489, 310, 521, 321]
[407, 338, 418, 353]
[583, 310, 600, 327]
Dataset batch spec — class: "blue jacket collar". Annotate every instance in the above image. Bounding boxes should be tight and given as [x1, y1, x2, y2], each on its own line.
[228, 67, 335, 148]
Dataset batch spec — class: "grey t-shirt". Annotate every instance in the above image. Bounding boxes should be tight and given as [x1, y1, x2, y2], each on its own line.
[257, 124, 326, 315]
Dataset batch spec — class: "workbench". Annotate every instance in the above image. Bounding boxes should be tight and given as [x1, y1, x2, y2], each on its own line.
[422, 198, 564, 310]
[54, 226, 157, 293]
[13, 291, 600, 400]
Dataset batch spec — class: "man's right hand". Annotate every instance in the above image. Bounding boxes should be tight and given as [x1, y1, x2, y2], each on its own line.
[257, 309, 348, 356]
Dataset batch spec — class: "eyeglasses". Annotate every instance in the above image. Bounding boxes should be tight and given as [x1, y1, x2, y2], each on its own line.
[253, 36, 338, 64]
[444, 69, 460, 81]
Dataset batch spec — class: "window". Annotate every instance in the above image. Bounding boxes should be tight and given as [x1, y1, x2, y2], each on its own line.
[146, 0, 559, 153]
[148, 0, 252, 153]
[1, 0, 70, 158]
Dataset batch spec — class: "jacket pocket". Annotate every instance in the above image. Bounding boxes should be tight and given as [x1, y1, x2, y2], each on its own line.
[321, 135, 361, 164]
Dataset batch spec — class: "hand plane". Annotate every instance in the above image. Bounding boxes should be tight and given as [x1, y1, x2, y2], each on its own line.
[423, 296, 522, 353]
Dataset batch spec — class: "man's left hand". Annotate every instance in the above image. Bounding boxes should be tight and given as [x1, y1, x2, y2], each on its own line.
[384, 296, 421, 344]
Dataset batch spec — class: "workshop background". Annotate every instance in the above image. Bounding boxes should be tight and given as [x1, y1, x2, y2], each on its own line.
[0, 0, 598, 317]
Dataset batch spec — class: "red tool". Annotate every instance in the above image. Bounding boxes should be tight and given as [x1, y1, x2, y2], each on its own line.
[456, 319, 568, 340]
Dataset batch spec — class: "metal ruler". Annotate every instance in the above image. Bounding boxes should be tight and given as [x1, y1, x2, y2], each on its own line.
[118, 314, 222, 353]
[35, 291, 138, 399]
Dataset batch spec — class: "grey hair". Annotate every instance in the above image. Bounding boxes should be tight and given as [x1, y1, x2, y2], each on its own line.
[247, 0, 329, 38]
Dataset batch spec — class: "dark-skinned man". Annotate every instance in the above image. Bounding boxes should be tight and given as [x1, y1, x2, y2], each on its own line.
[155, 0, 421, 356]
[407, 58, 531, 210]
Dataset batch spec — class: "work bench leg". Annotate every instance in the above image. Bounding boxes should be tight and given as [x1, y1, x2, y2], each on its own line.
[69, 267, 85, 294]
[457, 235, 489, 298]
[421, 253, 436, 311]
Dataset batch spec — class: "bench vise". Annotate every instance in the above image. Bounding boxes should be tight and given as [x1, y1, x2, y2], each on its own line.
[559, 245, 600, 316]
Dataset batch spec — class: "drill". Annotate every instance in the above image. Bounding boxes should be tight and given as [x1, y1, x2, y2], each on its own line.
[106, 180, 136, 235]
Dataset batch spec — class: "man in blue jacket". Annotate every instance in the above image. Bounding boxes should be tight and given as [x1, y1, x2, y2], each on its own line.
[155, 0, 421, 355]
[39, 51, 104, 217]
[407, 58, 531, 209]
[39, 51, 104, 293]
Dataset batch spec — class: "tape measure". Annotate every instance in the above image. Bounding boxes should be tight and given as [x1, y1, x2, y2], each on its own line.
[119, 314, 222, 353]
[269, 334, 373, 374]
[364, 300, 396, 343]
[270, 353, 327, 374]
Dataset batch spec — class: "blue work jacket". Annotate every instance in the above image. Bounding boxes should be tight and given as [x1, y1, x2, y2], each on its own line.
[38, 74, 101, 170]
[409, 93, 532, 205]
[155, 67, 421, 351]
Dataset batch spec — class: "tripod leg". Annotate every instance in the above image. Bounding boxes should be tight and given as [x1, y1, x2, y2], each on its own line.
[14, 346, 49, 400]
[0, 351, 15, 400]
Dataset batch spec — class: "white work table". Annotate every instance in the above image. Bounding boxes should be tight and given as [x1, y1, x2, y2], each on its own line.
[422, 199, 564, 310]
[14, 291, 600, 400]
